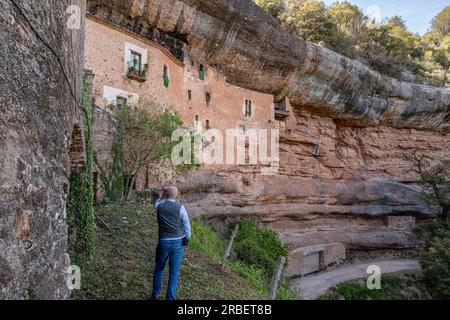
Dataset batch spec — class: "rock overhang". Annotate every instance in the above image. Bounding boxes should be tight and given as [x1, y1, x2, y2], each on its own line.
[87, 0, 450, 131]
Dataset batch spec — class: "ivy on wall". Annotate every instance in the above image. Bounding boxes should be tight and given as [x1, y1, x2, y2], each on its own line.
[67, 73, 96, 257]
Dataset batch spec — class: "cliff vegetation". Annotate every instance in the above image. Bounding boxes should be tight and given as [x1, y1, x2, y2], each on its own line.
[255, 1, 450, 86]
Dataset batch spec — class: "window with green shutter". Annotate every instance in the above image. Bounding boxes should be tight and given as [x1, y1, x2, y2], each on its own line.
[163, 65, 170, 88]
[199, 64, 205, 80]
[245, 99, 252, 117]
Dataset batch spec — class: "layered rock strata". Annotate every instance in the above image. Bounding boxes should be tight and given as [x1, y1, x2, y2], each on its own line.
[87, 0, 450, 131]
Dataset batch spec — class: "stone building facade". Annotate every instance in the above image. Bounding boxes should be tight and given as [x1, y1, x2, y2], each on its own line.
[85, 16, 287, 190]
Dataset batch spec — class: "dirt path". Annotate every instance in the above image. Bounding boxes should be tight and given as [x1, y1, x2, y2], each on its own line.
[289, 259, 421, 300]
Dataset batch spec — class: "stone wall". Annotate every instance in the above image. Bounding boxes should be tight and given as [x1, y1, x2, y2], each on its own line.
[0, 0, 85, 299]
[285, 243, 346, 277]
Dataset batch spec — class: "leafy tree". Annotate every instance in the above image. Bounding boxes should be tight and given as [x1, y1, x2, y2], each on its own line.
[276, 1, 449, 85]
[432, 6, 450, 36]
[413, 159, 450, 299]
[412, 153, 450, 223]
[418, 31, 449, 85]
[422, 31, 444, 48]
[434, 47, 449, 69]
[357, 25, 398, 76]
[416, 51, 448, 86]
[116, 104, 182, 200]
[418, 222, 450, 299]
[356, 19, 423, 77]
[281, 0, 339, 45]
[421, 161, 450, 223]
[327, 1, 365, 44]
[387, 15, 407, 29]
[254, 0, 286, 19]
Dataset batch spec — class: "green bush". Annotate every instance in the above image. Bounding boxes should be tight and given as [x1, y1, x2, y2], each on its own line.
[419, 222, 450, 299]
[232, 219, 289, 278]
[189, 219, 225, 263]
[320, 275, 430, 300]
[186, 218, 296, 299]
[254, 0, 450, 86]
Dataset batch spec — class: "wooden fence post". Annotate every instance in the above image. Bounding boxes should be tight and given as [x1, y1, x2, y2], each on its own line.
[222, 224, 239, 270]
[268, 256, 286, 300]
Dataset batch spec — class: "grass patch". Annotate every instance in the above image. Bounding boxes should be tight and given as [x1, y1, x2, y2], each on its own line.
[189, 218, 225, 263]
[71, 202, 263, 300]
[227, 261, 297, 300]
[190, 218, 297, 300]
[319, 274, 432, 300]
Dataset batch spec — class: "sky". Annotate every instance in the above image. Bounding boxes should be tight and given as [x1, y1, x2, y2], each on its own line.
[323, 0, 450, 35]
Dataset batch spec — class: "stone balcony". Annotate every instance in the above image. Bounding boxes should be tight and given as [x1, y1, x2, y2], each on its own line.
[274, 108, 290, 121]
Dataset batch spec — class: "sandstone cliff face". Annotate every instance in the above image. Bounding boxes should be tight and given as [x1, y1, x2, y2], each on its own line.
[87, 0, 450, 131]
[86, 0, 450, 251]
[0, 0, 85, 299]
[179, 107, 448, 249]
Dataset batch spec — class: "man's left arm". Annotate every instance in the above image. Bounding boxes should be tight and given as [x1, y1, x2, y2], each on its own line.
[154, 198, 163, 209]
[180, 206, 191, 239]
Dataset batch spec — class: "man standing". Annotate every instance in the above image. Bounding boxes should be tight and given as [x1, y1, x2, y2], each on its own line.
[151, 186, 191, 300]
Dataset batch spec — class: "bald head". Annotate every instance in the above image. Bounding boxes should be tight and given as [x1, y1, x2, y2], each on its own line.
[165, 186, 178, 200]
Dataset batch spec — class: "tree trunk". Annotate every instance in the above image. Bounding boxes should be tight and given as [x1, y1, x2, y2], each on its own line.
[125, 174, 137, 200]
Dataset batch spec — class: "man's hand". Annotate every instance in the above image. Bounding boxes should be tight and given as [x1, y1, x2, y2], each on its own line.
[182, 237, 189, 247]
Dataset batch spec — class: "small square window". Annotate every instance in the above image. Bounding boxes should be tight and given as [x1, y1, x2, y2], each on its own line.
[205, 119, 210, 130]
[188, 90, 192, 100]
[130, 51, 142, 72]
[206, 93, 211, 105]
[116, 96, 127, 109]
[194, 115, 201, 130]
[127, 50, 147, 80]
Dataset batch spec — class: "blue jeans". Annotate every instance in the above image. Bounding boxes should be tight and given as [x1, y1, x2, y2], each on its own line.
[151, 239, 183, 300]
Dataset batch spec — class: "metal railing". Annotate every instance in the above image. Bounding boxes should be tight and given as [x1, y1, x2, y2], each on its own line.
[127, 61, 147, 79]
